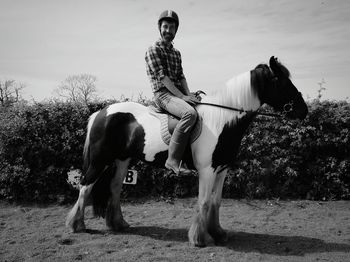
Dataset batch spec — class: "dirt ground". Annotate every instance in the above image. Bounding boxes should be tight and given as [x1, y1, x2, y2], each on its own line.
[1, 198, 349, 262]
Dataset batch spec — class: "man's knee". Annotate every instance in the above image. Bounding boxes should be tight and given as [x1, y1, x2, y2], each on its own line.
[184, 107, 198, 125]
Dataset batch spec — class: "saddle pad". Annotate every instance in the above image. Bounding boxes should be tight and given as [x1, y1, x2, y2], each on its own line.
[148, 107, 202, 146]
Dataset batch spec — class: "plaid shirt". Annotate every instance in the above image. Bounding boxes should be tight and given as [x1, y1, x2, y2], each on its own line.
[145, 39, 186, 93]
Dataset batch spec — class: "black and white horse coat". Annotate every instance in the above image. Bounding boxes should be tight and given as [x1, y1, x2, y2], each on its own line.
[66, 57, 308, 247]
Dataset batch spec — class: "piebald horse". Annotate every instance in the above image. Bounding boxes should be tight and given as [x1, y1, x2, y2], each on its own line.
[66, 56, 308, 247]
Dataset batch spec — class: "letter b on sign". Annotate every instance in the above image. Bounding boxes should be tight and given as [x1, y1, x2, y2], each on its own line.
[123, 170, 137, 185]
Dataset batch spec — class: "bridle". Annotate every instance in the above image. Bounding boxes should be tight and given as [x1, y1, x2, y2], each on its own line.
[282, 101, 294, 117]
[192, 61, 304, 118]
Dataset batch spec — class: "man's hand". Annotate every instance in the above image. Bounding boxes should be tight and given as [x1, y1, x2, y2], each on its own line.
[182, 94, 200, 106]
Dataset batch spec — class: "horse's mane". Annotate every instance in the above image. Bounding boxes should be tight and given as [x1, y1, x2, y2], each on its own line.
[198, 72, 261, 135]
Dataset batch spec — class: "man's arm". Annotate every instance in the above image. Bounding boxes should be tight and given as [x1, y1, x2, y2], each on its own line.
[180, 78, 191, 96]
[176, 52, 197, 100]
[161, 76, 185, 98]
[161, 76, 199, 106]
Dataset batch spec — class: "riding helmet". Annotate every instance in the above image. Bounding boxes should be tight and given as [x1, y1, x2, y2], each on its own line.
[158, 10, 179, 32]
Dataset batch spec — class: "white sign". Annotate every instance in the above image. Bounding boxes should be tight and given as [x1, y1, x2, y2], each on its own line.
[123, 170, 138, 185]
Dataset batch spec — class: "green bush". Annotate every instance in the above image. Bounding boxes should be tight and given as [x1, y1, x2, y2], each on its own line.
[0, 99, 349, 202]
[0, 101, 106, 201]
[224, 100, 350, 200]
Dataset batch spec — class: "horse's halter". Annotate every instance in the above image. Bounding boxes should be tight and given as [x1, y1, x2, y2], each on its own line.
[282, 101, 294, 116]
[270, 73, 304, 118]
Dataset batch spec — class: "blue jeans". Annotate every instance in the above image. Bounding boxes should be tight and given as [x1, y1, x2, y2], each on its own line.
[154, 89, 198, 136]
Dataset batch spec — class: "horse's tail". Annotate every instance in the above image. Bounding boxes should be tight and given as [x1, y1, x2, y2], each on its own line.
[91, 164, 115, 218]
[82, 111, 114, 217]
[82, 111, 98, 175]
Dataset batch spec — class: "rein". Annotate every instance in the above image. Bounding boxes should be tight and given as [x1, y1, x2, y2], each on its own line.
[193, 85, 295, 118]
[197, 102, 283, 117]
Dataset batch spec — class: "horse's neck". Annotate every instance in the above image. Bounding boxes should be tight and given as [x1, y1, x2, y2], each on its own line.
[205, 71, 261, 110]
[198, 71, 261, 135]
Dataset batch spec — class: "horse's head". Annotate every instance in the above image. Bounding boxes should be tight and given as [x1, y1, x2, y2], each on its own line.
[255, 56, 308, 120]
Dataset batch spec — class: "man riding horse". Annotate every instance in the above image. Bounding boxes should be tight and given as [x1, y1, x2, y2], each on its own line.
[66, 9, 308, 247]
[145, 10, 200, 175]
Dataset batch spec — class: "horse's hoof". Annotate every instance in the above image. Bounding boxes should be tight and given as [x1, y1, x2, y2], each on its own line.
[109, 219, 130, 232]
[72, 220, 86, 233]
[191, 241, 207, 248]
[209, 228, 228, 246]
[120, 220, 130, 230]
[189, 233, 213, 247]
[214, 232, 228, 246]
[188, 233, 207, 247]
[188, 222, 213, 248]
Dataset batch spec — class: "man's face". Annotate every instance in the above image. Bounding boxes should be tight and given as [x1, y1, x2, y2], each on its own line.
[160, 20, 176, 43]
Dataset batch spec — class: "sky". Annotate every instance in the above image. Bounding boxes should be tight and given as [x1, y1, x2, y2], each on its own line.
[1, 0, 349, 102]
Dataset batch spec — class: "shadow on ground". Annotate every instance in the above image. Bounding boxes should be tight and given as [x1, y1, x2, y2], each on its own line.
[226, 231, 350, 256]
[84, 226, 350, 256]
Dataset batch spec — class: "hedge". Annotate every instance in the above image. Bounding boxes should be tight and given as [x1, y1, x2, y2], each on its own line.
[0, 99, 349, 202]
[225, 100, 350, 200]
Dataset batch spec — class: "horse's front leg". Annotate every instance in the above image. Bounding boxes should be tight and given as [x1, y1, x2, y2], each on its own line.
[106, 159, 131, 231]
[207, 168, 228, 245]
[188, 166, 216, 247]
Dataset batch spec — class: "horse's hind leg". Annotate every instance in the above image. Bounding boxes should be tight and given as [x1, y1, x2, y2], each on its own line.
[106, 158, 131, 231]
[188, 166, 216, 247]
[66, 163, 106, 232]
[207, 169, 228, 245]
[66, 184, 94, 232]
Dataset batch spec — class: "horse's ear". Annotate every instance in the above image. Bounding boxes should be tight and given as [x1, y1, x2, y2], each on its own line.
[269, 56, 281, 75]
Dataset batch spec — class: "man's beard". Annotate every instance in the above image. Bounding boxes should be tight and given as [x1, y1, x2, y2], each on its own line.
[162, 32, 175, 42]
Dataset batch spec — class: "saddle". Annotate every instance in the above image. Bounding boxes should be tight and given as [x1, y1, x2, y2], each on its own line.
[148, 101, 202, 146]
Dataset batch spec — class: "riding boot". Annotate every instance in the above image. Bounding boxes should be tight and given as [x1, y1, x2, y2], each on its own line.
[165, 130, 192, 175]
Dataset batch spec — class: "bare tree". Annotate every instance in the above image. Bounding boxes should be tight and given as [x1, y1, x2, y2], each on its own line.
[0, 79, 25, 107]
[56, 74, 98, 104]
[317, 78, 326, 100]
